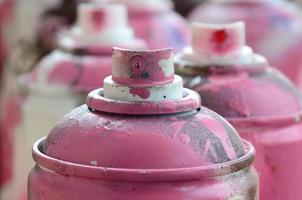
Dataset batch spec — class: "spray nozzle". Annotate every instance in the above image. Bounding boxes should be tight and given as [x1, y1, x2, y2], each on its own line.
[192, 21, 245, 55]
[77, 3, 129, 35]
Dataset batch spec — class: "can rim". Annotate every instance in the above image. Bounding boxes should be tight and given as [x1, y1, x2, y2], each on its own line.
[174, 54, 268, 76]
[32, 138, 255, 182]
[57, 37, 146, 56]
[86, 88, 201, 115]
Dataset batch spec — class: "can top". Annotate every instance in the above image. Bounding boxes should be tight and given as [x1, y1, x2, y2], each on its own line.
[175, 21, 267, 66]
[90, 47, 196, 108]
[25, 3, 146, 93]
[34, 48, 252, 181]
[175, 22, 302, 119]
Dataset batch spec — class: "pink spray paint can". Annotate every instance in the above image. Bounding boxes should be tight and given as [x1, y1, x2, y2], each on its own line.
[109, 0, 190, 51]
[13, 3, 146, 200]
[189, 0, 302, 89]
[28, 47, 258, 200]
[175, 22, 302, 200]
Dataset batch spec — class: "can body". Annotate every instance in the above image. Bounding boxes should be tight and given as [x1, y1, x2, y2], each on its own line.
[178, 66, 302, 200]
[13, 50, 112, 200]
[27, 104, 259, 200]
[231, 118, 302, 200]
[27, 47, 259, 200]
[5, 3, 69, 197]
[13, 91, 85, 200]
[29, 162, 258, 200]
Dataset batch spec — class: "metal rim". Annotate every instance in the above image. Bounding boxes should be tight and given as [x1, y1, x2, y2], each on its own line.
[32, 138, 255, 182]
[86, 88, 201, 115]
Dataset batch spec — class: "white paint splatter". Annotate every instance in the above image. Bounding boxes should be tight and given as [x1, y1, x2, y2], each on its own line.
[228, 195, 244, 200]
[159, 54, 174, 77]
[90, 160, 98, 166]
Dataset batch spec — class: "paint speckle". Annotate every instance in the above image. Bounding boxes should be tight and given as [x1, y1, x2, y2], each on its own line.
[158, 54, 174, 77]
[129, 88, 150, 99]
[91, 10, 105, 31]
[213, 30, 228, 45]
[179, 133, 191, 144]
[227, 195, 244, 200]
[141, 71, 150, 79]
[91, 160, 98, 166]
[294, 114, 300, 122]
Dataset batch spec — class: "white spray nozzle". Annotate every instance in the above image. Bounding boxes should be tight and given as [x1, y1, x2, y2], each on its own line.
[78, 3, 128, 34]
[192, 21, 246, 55]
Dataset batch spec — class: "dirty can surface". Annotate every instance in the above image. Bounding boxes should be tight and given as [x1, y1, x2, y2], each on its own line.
[29, 47, 258, 200]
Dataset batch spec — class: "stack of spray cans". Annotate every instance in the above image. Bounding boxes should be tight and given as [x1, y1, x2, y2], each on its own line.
[12, 3, 146, 200]
[1, 0, 302, 200]
[28, 46, 259, 200]
[175, 21, 302, 200]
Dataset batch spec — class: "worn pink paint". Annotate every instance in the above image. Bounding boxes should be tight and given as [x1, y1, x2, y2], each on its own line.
[29, 52, 113, 93]
[200, 116, 237, 159]
[189, 0, 302, 89]
[30, 138, 256, 199]
[198, 72, 301, 117]
[28, 48, 258, 200]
